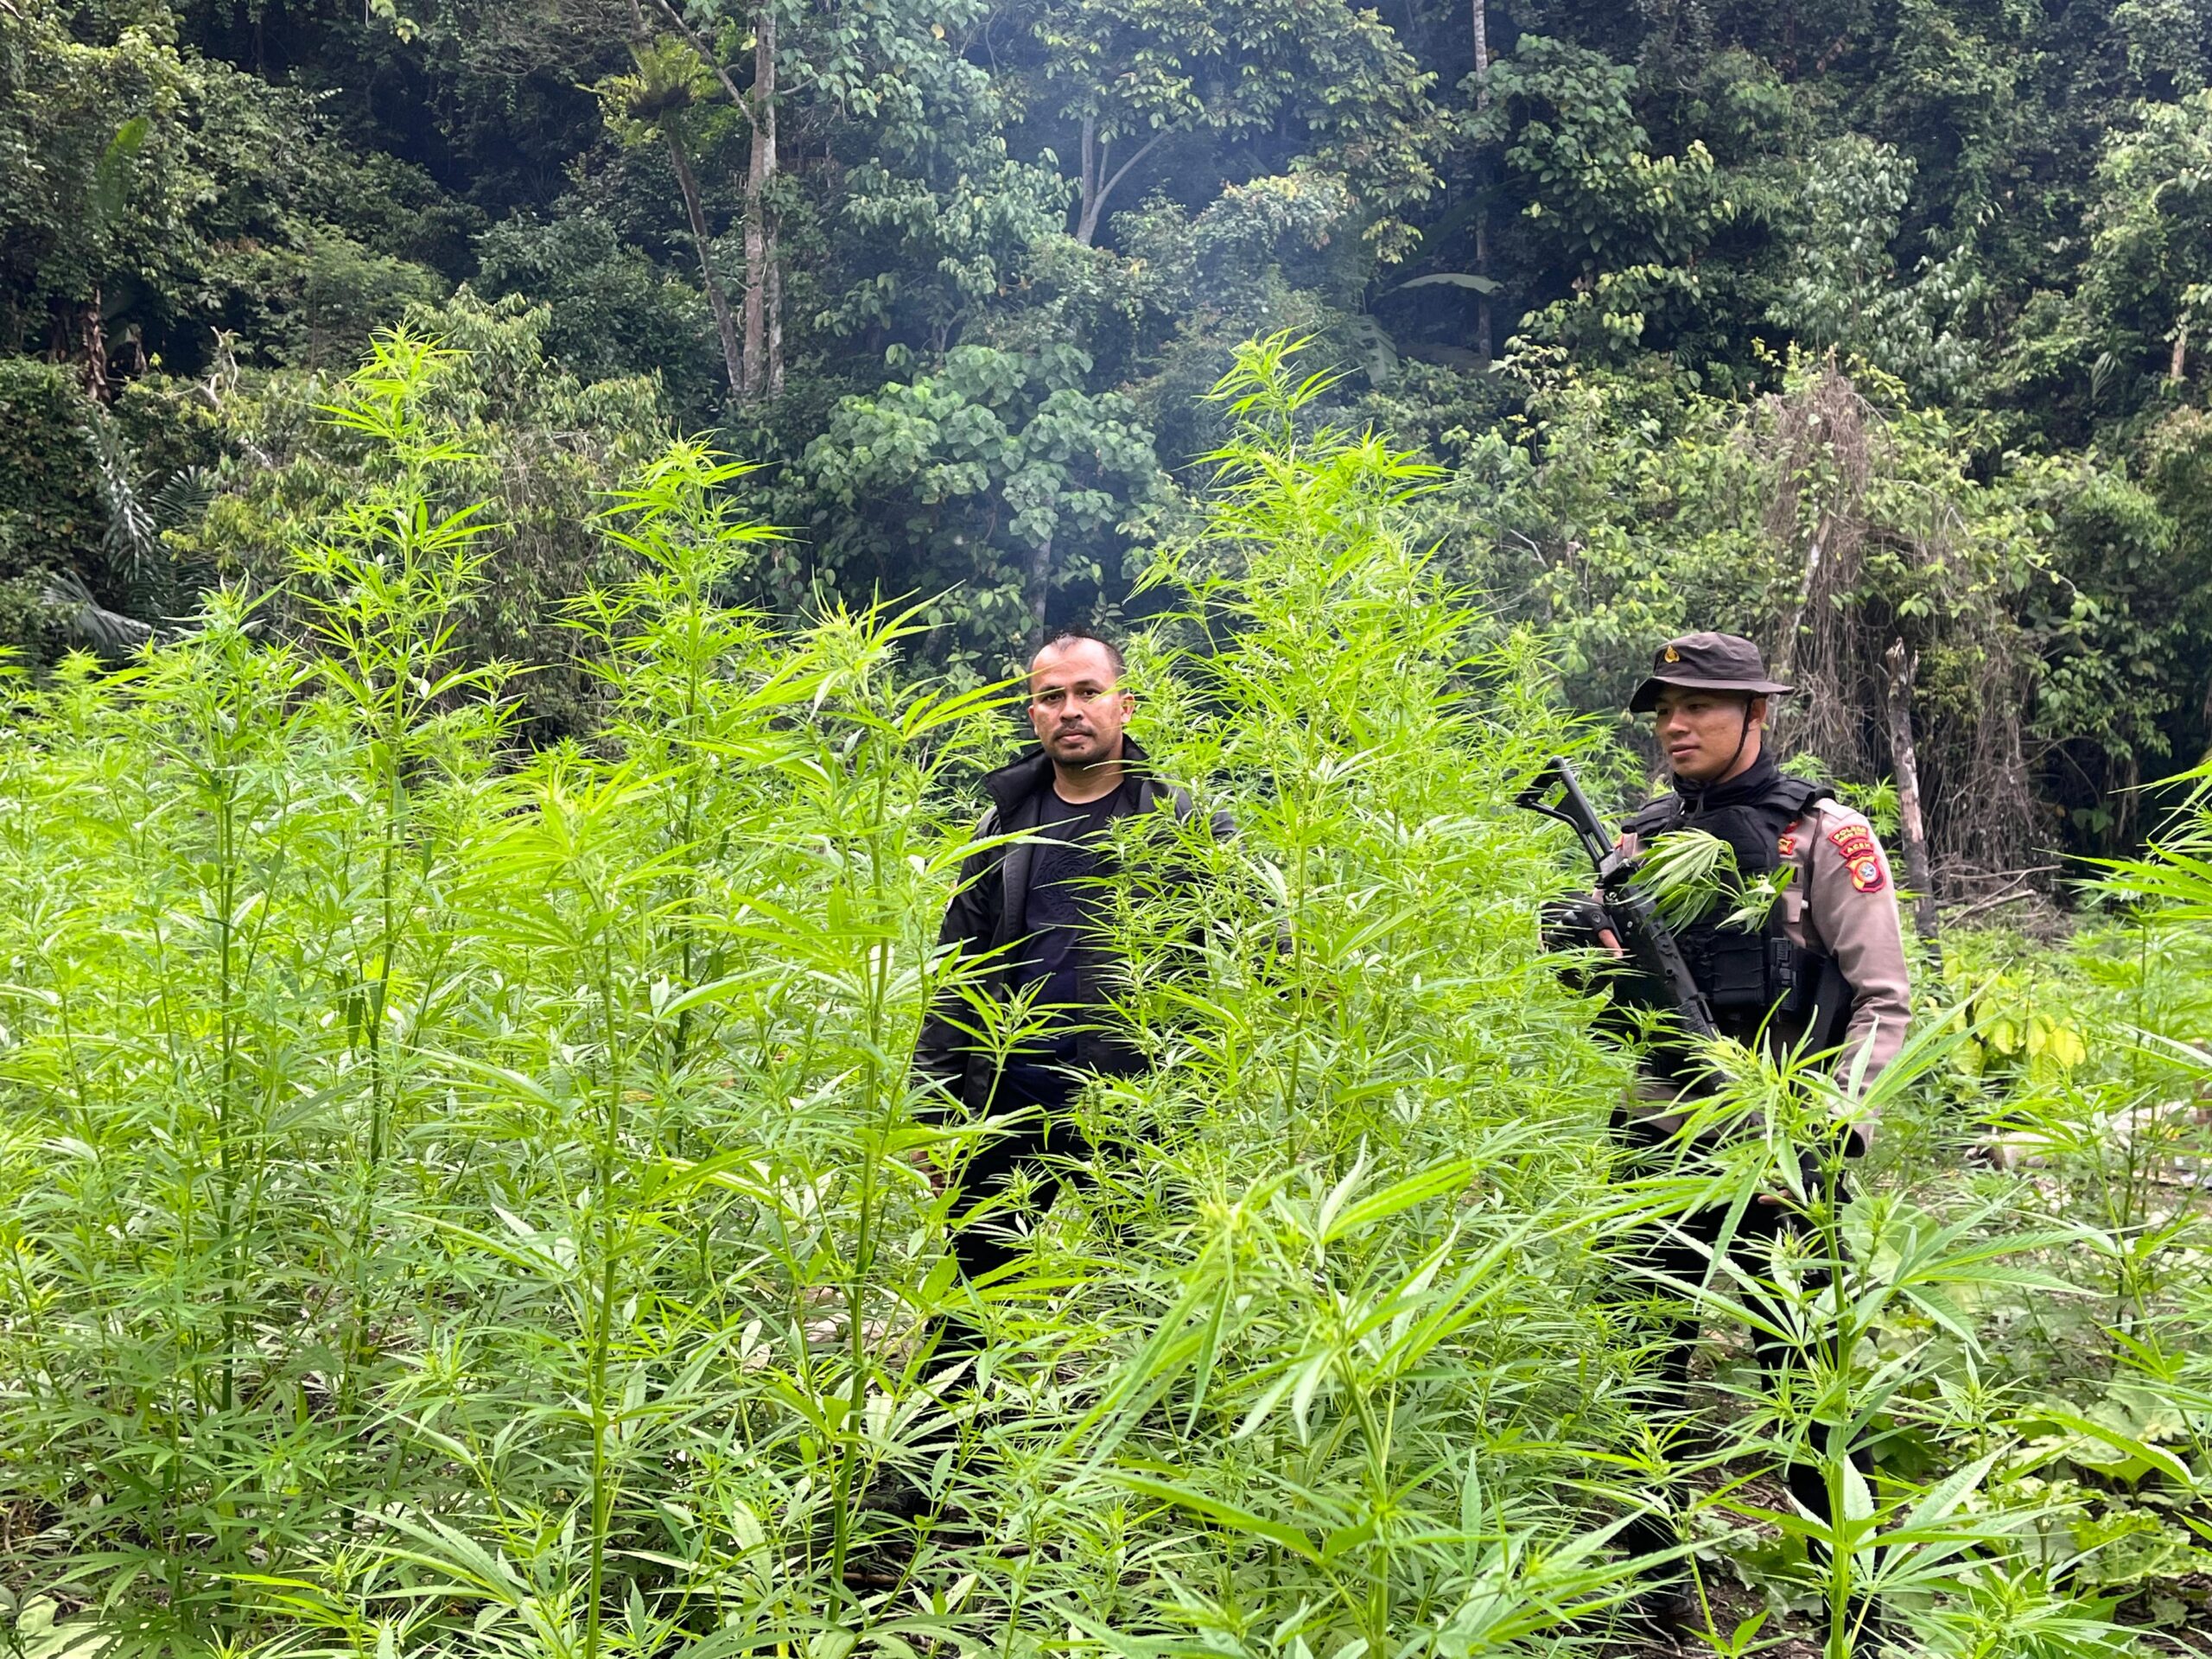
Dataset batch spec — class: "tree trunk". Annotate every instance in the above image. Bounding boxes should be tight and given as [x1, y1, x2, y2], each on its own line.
[1072, 116, 1164, 246]
[2171, 321, 2189, 383]
[1075, 118, 1103, 245]
[766, 239, 784, 399]
[741, 0, 779, 403]
[1471, 0, 1492, 361]
[668, 135, 745, 403]
[642, 0, 776, 397]
[1026, 532, 1052, 649]
[80, 289, 111, 403]
[1773, 532, 1822, 693]
[1883, 638, 1942, 967]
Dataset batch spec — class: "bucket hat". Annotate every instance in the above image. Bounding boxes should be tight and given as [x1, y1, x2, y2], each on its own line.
[1627, 632, 1794, 714]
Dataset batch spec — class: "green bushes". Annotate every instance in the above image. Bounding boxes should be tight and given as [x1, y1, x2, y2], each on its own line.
[0, 334, 2207, 1657]
[175, 297, 671, 737]
[0, 359, 105, 656]
[1443, 348, 2212, 868]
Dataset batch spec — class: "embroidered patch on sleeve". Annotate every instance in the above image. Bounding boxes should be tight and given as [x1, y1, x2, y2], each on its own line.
[1827, 824, 1887, 890]
[1777, 833, 1797, 857]
[1827, 824, 1876, 862]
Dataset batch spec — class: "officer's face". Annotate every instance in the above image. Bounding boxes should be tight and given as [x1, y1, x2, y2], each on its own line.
[1652, 688, 1766, 783]
[1028, 639, 1133, 769]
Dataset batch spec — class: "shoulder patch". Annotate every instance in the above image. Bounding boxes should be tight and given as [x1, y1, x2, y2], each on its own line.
[1827, 823, 1887, 891]
[1827, 823, 1877, 861]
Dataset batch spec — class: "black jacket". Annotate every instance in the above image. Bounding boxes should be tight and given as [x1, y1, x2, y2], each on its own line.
[911, 734, 1232, 1113]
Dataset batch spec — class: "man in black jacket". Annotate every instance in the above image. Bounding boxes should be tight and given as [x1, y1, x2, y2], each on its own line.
[911, 629, 1227, 1357]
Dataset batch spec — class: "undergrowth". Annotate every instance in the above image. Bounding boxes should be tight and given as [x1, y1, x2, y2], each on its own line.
[0, 334, 2206, 1658]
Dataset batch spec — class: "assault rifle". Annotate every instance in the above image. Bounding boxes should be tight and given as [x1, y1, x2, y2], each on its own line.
[1516, 756, 1719, 1054]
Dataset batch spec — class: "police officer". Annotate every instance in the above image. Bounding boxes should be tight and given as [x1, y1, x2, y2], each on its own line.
[1604, 632, 1912, 1643]
[1616, 631, 1913, 1126]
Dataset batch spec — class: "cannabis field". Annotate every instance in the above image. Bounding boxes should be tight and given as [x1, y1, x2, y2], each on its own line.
[0, 337, 2209, 1659]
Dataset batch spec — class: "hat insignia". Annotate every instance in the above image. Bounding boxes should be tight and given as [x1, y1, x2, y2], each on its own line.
[1662, 645, 1680, 664]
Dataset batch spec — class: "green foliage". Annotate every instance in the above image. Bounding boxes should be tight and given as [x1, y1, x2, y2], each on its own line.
[1033, 0, 1440, 250]
[1631, 827, 1798, 933]
[0, 358, 210, 658]
[1768, 136, 1982, 401]
[790, 342, 1173, 673]
[0, 358, 103, 652]
[1450, 348, 2208, 861]
[10, 0, 2212, 1639]
[2, 332, 2208, 1659]
[5, 0, 2210, 845]
[177, 296, 668, 734]
[0, 0, 451, 372]
[1465, 36, 1740, 364]
[1479, 37, 1733, 276]
[2081, 92, 2212, 392]
[477, 213, 720, 424]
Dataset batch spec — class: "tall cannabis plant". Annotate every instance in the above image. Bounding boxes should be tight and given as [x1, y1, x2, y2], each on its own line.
[1, 328, 2202, 1659]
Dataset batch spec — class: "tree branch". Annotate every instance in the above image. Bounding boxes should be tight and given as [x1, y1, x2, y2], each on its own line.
[655, 0, 756, 130]
[667, 133, 745, 399]
[1096, 130, 1166, 217]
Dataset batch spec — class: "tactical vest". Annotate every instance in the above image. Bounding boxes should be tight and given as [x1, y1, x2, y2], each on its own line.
[1624, 772, 1856, 1059]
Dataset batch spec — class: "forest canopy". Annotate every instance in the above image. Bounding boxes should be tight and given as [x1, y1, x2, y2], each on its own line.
[4, 0, 2212, 869]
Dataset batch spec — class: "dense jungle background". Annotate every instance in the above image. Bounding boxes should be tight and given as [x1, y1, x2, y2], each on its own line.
[5, 1, 2212, 1656]
[10, 0, 2212, 861]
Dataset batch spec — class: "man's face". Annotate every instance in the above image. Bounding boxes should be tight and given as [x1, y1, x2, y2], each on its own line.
[1028, 639, 1132, 767]
[1651, 687, 1764, 783]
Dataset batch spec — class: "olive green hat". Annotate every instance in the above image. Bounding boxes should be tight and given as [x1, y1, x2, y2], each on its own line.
[1627, 632, 1794, 714]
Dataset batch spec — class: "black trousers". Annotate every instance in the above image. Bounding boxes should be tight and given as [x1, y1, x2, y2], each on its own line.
[931, 1059, 1094, 1368]
[1611, 1118, 1875, 1566]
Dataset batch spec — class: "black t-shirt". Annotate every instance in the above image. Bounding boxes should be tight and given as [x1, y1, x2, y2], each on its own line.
[1016, 787, 1124, 1043]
